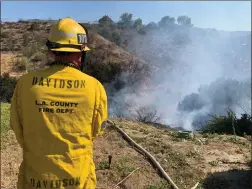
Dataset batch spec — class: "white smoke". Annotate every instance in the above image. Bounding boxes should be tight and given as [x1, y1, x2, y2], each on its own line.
[108, 26, 251, 131]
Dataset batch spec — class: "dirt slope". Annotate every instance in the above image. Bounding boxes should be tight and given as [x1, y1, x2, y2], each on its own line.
[1, 119, 251, 189]
[1, 21, 144, 77]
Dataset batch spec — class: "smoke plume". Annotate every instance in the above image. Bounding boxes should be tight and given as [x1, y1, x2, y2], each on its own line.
[108, 26, 251, 131]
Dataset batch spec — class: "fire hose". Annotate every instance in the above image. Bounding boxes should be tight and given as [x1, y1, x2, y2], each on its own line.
[106, 120, 200, 189]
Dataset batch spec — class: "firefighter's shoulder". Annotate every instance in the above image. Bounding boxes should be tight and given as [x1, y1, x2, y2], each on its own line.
[15, 70, 37, 84]
[80, 71, 104, 88]
[16, 68, 46, 83]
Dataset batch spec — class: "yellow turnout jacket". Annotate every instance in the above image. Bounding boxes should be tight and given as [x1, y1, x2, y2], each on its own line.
[10, 65, 108, 189]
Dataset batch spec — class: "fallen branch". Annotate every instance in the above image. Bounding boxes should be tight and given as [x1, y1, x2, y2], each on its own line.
[115, 167, 141, 188]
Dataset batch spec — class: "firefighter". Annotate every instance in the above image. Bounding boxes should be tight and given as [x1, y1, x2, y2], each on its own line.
[10, 17, 108, 189]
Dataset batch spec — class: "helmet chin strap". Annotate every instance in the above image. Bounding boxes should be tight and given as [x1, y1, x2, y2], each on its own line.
[80, 51, 87, 72]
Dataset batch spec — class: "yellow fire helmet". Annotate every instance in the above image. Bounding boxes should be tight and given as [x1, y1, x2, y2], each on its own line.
[46, 17, 90, 52]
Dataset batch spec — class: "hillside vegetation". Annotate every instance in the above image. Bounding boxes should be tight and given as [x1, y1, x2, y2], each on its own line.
[1, 13, 251, 135]
[1, 12, 251, 189]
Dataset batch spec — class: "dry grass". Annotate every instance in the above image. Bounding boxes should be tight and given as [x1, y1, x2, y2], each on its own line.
[1, 103, 11, 137]
[112, 119, 251, 189]
[1, 117, 250, 189]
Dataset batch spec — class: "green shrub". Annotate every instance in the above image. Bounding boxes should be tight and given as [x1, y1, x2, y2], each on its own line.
[33, 32, 48, 46]
[6, 39, 15, 51]
[201, 110, 252, 136]
[1, 31, 9, 38]
[83, 61, 123, 85]
[13, 57, 30, 71]
[138, 27, 147, 35]
[111, 31, 121, 46]
[18, 19, 29, 23]
[97, 160, 109, 170]
[21, 42, 41, 58]
[98, 27, 111, 40]
[98, 15, 114, 27]
[98, 27, 122, 46]
[115, 163, 135, 178]
[31, 51, 46, 62]
[27, 22, 40, 31]
[23, 32, 31, 46]
[235, 114, 252, 136]
[0, 73, 17, 103]
[1, 103, 11, 137]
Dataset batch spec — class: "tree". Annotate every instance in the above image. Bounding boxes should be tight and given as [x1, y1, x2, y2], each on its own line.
[98, 27, 110, 40]
[158, 16, 175, 29]
[146, 22, 158, 30]
[98, 15, 113, 26]
[133, 18, 143, 30]
[177, 16, 192, 27]
[111, 31, 121, 46]
[178, 93, 205, 112]
[118, 13, 133, 28]
[135, 106, 161, 124]
[138, 27, 147, 35]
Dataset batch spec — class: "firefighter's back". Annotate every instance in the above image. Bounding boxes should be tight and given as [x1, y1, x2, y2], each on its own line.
[18, 65, 102, 188]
